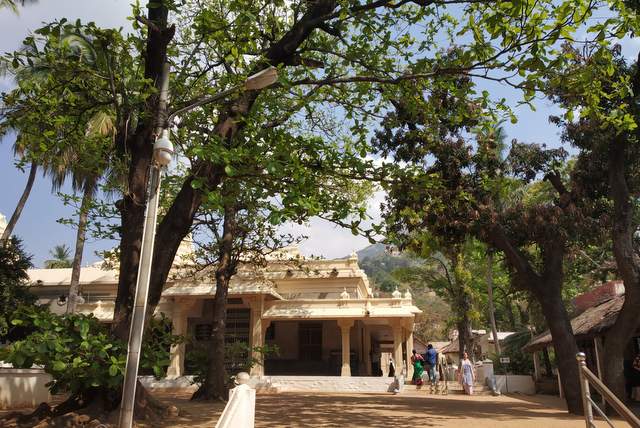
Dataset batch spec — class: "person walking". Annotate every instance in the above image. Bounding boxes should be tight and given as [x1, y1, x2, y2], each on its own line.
[459, 352, 475, 395]
[424, 344, 438, 392]
[411, 349, 424, 387]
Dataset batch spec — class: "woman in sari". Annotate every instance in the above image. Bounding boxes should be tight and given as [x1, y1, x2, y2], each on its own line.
[411, 349, 424, 386]
[458, 352, 475, 395]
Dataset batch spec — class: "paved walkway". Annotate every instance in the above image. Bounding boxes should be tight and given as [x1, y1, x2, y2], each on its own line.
[254, 391, 618, 427]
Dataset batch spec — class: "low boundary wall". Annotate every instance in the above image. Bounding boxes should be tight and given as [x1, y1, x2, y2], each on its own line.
[494, 375, 535, 394]
[0, 367, 52, 409]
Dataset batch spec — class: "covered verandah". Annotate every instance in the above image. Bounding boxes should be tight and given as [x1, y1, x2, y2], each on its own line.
[161, 282, 421, 380]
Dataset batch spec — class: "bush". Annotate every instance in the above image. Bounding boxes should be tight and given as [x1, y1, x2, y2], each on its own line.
[491, 330, 534, 375]
[0, 306, 183, 397]
[0, 237, 37, 341]
[140, 313, 184, 378]
[187, 341, 279, 386]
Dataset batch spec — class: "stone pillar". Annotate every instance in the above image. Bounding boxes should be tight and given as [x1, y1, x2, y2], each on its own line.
[391, 320, 403, 377]
[249, 296, 265, 377]
[404, 320, 414, 381]
[337, 319, 354, 376]
[167, 302, 188, 378]
[363, 325, 372, 376]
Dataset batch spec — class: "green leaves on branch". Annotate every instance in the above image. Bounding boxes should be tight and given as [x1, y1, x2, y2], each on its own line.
[0, 308, 184, 396]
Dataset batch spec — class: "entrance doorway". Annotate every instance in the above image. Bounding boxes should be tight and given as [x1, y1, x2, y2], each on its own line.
[299, 322, 323, 361]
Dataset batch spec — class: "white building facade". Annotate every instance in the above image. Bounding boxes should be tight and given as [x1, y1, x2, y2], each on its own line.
[27, 247, 421, 381]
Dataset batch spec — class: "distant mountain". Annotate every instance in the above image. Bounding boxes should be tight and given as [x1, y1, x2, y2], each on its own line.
[355, 244, 413, 293]
[355, 243, 387, 260]
[355, 243, 452, 340]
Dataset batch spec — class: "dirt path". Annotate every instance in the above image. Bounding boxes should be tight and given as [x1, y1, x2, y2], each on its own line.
[254, 391, 621, 427]
[1, 390, 625, 427]
[137, 390, 225, 428]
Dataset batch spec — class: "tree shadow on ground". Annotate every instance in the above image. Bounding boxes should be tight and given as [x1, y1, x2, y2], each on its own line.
[140, 390, 225, 428]
[254, 392, 585, 428]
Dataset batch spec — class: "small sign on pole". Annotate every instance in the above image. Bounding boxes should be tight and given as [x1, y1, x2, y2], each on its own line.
[499, 356, 510, 392]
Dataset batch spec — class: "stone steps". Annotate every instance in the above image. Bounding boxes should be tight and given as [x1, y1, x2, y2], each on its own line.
[404, 382, 494, 396]
[256, 376, 401, 394]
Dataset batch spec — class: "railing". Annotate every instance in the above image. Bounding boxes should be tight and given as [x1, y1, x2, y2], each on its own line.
[576, 352, 640, 428]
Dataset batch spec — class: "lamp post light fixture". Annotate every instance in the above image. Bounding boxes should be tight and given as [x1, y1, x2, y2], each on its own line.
[117, 64, 276, 428]
[153, 129, 174, 166]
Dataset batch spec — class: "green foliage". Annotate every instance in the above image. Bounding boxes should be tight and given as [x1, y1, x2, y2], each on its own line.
[358, 245, 414, 293]
[0, 307, 126, 395]
[357, 244, 452, 339]
[43, 244, 72, 269]
[491, 331, 534, 376]
[0, 237, 36, 340]
[0, 308, 183, 396]
[140, 314, 185, 379]
[187, 341, 279, 386]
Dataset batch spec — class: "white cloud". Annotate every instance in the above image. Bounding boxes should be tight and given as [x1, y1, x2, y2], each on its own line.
[280, 190, 386, 259]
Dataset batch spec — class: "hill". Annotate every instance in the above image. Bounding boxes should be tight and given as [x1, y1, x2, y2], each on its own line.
[354, 244, 452, 340]
[356, 244, 414, 293]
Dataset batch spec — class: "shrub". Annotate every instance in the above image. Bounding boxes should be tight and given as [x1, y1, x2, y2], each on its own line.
[491, 330, 534, 375]
[0, 237, 37, 341]
[187, 341, 279, 386]
[0, 306, 183, 398]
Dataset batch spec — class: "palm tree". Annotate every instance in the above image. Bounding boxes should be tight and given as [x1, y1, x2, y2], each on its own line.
[0, 161, 37, 244]
[44, 244, 72, 268]
[0, 0, 37, 11]
[1, 23, 119, 311]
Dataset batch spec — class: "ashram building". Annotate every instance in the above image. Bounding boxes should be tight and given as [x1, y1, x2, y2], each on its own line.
[26, 246, 421, 382]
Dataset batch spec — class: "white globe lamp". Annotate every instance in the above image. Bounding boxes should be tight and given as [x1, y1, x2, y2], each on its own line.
[153, 129, 174, 166]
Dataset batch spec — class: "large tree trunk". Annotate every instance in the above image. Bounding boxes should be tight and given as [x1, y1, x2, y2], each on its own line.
[486, 225, 582, 413]
[456, 314, 473, 362]
[603, 135, 640, 401]
[486, 252, 501, 355]
[532, 278, 582, 414]
[111, 3, 174, 343]
[455, 286, 474, 361]
[128, 0, 345, 326]
[1, 161, 37, 244]
[192, 202, 237, 401]
[506, 300, 517, 331]
[542, 348, 553, 377]
[67, 178, 96, 313]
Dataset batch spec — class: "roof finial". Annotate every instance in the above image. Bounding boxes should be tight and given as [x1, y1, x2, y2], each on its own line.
[392, 286, 402, 299]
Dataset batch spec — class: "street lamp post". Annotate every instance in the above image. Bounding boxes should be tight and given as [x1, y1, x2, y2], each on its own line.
[117, 64, 278, 428]
[117, 62, 173, 428]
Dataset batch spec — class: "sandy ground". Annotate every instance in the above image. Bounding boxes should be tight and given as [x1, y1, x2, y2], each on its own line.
[1, 390, 629, 427]
[252, 390, 623, 428]
[147, 389, 629, 427]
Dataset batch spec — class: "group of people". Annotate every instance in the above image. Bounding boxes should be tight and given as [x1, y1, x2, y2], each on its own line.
[410, 345, 476, 395]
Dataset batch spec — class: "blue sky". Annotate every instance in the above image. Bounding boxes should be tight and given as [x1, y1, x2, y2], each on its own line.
[0, 1, 637, 267]
[0, 0, 131, 267]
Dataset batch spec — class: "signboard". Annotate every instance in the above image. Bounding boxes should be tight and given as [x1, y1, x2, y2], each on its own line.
[500, 357, 510, 364]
